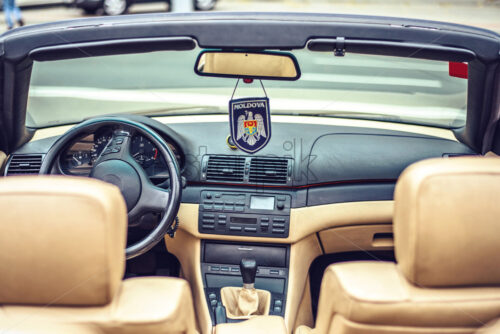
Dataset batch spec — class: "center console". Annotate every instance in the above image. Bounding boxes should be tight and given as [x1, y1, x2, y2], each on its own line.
[201, 241, 289, 325]
[198, 189, 292, 324]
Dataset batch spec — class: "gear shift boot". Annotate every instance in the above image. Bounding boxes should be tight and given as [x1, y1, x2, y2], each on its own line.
[220, 286, 271, 319]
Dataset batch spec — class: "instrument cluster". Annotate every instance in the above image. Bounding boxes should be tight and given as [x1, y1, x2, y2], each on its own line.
[59, 127, 183, 183]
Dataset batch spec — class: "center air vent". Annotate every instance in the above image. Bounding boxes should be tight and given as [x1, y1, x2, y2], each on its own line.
[201, 155, 292, 185]
[6, 154, 43, 176]
[249, 157, 289, 184]
[205, 155, 245, 182]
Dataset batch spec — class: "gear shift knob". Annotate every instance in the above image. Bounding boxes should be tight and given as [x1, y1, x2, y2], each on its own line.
[240, 258, 257, 289]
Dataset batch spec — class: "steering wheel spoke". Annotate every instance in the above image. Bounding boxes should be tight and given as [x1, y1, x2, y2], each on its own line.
[139, 184, 171, 213]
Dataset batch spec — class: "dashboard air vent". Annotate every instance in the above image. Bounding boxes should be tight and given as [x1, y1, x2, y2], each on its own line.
[249, 157, 289, 184]
[205, 155, 245, 182]
[6, 154, 43, 176]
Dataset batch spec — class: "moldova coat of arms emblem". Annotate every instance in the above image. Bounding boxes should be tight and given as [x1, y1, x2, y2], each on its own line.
[229, 97, 271, 154]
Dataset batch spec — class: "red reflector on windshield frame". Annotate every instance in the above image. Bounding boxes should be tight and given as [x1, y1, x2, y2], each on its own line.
[449, 62, 468, 79]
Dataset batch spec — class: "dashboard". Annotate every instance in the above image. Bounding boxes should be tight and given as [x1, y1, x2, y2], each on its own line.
[5, 115, 477, 206]
[57, 125, 183, 184]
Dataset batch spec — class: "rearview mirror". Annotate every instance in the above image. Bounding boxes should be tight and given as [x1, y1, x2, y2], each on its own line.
[195, 51, 301, 81]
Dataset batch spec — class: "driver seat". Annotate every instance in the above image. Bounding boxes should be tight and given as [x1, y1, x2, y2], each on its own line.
[0, 176, 198, 334]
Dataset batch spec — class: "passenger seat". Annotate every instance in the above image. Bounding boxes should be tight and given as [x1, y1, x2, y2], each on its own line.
[298, 157, 500, 334]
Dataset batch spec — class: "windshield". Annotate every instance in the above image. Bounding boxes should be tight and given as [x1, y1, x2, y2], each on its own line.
[27, 48, 467, 129]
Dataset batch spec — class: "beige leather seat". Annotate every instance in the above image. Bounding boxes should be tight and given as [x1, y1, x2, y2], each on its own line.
[477, 318, 500, 334]
[0, 176, 197, 334]
[302, 157, 500, 334]
[0, 320, 104, 334]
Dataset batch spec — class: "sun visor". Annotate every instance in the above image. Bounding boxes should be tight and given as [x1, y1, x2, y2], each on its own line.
[307, 38, 476, 62]
[29, 37, 196, 62]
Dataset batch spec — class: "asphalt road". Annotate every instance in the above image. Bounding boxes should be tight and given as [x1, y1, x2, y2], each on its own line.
[1, 0, 500, 33]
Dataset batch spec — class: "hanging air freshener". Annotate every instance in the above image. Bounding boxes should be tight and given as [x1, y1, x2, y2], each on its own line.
[228, 79, 271, 154]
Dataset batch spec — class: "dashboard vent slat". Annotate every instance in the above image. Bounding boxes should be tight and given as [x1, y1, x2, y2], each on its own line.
[6, 155, 43, 176]
[205, 156, 245, 182]
[249, 157, 289, 185]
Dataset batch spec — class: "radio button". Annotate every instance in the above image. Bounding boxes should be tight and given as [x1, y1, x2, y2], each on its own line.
[272, 228, 285, 234]
[225, 201, 234, 205]
[221, 266, 230, 272]
[261, 222, 269, 228]
[218, 214, 227, 220]
[273, 223, 285, 228]
[223, 206, 234, 212]
[210, 266, 220, 272]
[277, 196, 286, 201]
[214, 205, 223, 211]
[231, 267, 239, 272]
[235, 206, 244, 212]
[273, 218, 285, 223]
[244, 227, 257, 232]
[218, 220, 227, 225]
[215, 201, 223, 205]
[202, 224, 215, 230]
[203, 205, 213, 211]
[204, 200, 213, 205]
[203, 214, 215, 219]
[261, 217, 269, 222]
[229, 226, 242, 231]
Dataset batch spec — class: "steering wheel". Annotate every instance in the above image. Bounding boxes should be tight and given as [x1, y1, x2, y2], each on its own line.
[40, 117, 182, 259]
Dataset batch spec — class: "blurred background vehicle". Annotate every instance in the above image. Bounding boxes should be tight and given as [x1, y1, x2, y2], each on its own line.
[75, 0, 216, 15]
[0, 0, 214, 15]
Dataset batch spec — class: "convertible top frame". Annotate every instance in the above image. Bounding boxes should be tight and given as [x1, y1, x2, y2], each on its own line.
[0, 12, 499, 154]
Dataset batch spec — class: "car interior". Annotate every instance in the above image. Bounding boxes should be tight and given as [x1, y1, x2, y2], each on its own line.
[0, 11, 500, 334]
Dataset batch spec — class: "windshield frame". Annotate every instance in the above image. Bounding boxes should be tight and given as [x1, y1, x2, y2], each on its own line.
[2, 12, 499, 154]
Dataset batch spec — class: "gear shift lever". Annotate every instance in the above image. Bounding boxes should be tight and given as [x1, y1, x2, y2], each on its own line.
[240, 258, 257, 289]
[220, 257, 270, 318]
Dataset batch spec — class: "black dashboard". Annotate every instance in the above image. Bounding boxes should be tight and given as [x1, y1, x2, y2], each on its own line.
[5, 115, 476, 208]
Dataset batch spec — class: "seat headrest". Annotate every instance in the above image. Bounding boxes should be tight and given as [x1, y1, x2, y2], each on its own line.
[394, 157, 500, 287]
[0, 176, 127, 306]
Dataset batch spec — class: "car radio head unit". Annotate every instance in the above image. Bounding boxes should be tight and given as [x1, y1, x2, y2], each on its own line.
[198, 191, 290, 238]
